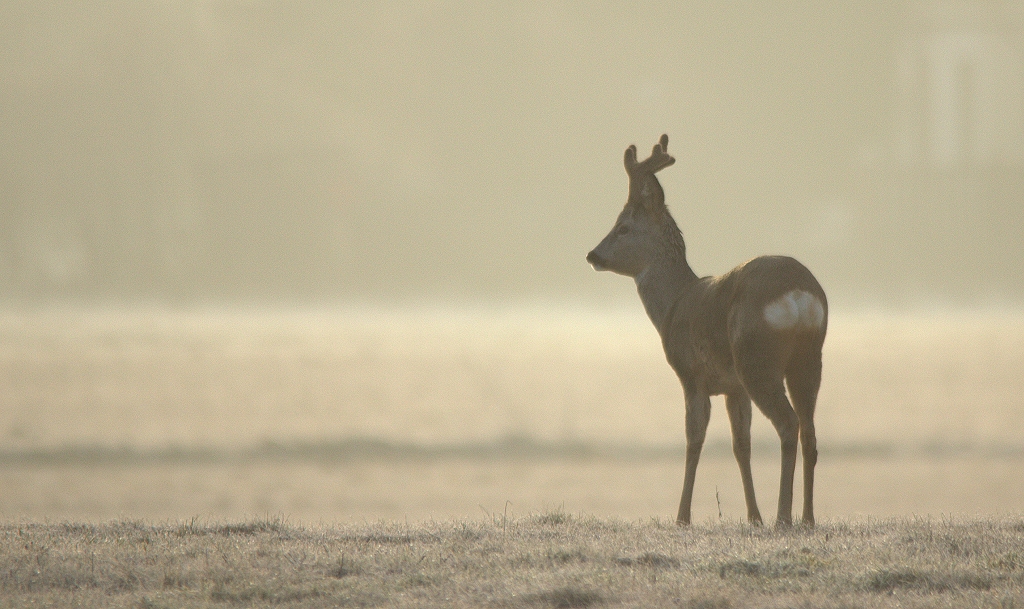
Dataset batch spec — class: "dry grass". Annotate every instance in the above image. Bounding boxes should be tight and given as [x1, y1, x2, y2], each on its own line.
[2, 513, 1023, 608]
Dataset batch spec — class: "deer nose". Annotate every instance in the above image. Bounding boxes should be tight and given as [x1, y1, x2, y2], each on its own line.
[586, 250, 606, 270]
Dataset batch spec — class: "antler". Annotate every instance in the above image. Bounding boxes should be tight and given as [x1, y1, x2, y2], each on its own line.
[624, 134, 675, 177]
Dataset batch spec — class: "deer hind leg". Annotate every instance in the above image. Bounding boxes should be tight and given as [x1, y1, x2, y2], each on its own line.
[725, 391, 762, 525]
[677, 390, 711, 525]
[786, 348, 823, 527]
[736, 356, 798, 528]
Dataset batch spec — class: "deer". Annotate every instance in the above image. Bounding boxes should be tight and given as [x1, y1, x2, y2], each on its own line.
[586, 134, 827, 527]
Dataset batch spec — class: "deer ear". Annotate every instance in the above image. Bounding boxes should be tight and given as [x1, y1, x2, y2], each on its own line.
[638, 175, 666, 214]
[659, 133, 668, 152]
[624, 145, 638, 174]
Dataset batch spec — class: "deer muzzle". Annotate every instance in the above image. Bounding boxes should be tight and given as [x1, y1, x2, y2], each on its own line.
[586, 249, 607, 271]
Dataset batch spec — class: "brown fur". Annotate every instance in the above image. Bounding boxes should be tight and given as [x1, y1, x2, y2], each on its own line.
[587, 135, 827, 527]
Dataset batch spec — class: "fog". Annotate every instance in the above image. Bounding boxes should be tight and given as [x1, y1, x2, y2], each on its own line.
[2, 1, 1023, 308]
[6, 2, 1024, 523]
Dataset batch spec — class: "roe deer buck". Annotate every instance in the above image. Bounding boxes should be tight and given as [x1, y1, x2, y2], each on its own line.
[586, 134, 827, 527]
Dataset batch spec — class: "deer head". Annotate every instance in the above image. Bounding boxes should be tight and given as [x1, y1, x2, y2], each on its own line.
[586, 134, 679, 278]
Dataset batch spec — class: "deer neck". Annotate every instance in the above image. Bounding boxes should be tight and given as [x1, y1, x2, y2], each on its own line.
[634, 242, 698, 336]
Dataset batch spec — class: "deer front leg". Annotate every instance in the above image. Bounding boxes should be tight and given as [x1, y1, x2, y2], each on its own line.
[677, 389, 711, 525]
[725, 392, 762, 525]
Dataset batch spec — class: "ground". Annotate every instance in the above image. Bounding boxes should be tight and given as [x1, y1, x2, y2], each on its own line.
[1, 512, 1022, 608]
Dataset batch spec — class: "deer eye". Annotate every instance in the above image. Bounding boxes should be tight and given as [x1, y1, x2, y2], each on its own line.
[616, 225, 630, 236]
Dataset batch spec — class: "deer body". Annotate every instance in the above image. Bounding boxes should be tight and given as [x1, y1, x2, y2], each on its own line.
[587, 135, 827, 527]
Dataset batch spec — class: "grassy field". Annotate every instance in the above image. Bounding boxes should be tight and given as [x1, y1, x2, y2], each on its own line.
[2, 513, 1023, 608]
[2, 451, 1023, 524]
[3, 306, 1024, 454]
[1, 308, 1023, 607]
[1, 308, 1023, 523]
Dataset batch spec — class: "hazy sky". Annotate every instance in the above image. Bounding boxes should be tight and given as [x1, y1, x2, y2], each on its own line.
[2, 1, 1023, 307]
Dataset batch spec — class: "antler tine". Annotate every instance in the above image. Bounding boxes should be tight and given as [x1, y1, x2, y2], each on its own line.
[644, 133, 674, 172]
[623, 144, 638, 173]
[625, 134, 675, 177]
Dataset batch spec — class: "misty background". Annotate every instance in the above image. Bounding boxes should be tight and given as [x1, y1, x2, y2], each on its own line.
[5, 2, 1024, 523]
[2, 1, 1023, 308]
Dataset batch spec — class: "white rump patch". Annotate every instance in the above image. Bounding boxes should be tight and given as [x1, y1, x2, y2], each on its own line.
[763, 290, 825, 331]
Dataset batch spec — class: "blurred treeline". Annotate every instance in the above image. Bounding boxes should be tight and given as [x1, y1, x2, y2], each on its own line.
[2, 2, 1023, 306]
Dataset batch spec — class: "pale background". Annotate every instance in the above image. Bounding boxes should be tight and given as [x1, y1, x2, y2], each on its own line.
[1, 1, 1023, 524]
[3, 1, 1024, 307]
